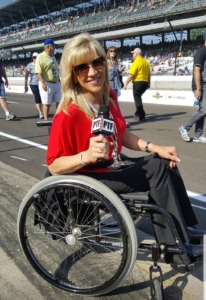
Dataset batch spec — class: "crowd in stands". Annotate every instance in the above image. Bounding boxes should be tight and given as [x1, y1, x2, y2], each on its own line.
[2, 41, 198, 78]
[0, 0, 203, 78]
[0, 0, 203, 48]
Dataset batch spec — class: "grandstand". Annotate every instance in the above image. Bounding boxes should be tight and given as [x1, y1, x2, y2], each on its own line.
[0, 0, 206, 75]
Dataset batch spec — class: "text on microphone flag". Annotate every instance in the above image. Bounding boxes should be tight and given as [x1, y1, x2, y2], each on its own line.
[91, 115, 114, 135]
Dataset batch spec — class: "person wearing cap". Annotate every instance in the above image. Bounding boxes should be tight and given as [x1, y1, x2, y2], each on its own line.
[35, 38, 61, 120]
[179, 33, 206, 143]
[123, 48, 150, 121]
[25, 52, 43, 119]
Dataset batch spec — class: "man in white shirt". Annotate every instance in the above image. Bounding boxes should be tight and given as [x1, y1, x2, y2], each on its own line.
[25, 52, 43, 119]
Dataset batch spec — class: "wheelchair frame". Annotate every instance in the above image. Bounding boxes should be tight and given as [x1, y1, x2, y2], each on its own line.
[17, 174, 202, 300]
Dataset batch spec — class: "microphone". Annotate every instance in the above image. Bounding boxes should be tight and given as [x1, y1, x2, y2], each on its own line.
[91, 105, 114, 162]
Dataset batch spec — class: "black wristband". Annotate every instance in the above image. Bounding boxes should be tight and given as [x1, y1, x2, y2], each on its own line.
[145, 141, 151, 153]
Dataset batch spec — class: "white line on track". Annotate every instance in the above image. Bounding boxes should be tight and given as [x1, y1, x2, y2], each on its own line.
[11, 156, 27, 161]
[192, 204, 206, 211]
[7, 101, 19, 104]
[1, 131, 206, 206]
[187, 191, 206, 203]
[0, 132, 47, 150]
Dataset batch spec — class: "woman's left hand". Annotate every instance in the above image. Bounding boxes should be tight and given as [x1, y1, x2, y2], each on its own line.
[156, 145, 180, 168]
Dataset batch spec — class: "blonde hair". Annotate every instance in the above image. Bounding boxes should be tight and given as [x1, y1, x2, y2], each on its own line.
[57, 33, 111, 119]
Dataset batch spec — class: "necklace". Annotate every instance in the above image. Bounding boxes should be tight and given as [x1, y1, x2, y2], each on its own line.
[84, 96, 105, 116]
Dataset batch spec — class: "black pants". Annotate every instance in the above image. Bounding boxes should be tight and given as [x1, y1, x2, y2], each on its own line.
[119, 73, 124, 88]
[133, 81, 148, 119]
[80, 155, 197, 246]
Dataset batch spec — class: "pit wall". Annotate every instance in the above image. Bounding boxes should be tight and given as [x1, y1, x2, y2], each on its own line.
[5, 76, 195, 106]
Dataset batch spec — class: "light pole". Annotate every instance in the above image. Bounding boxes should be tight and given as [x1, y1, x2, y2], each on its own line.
[167, 17, 179, 76]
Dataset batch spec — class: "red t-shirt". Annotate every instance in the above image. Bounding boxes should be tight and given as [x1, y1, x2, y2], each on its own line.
[46, 90, 126, 173]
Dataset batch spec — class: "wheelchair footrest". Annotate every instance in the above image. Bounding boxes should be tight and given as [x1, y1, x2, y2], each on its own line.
[170, 259, 203, 274]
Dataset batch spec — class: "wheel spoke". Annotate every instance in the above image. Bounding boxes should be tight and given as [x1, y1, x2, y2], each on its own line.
[18, 175, 137, 296]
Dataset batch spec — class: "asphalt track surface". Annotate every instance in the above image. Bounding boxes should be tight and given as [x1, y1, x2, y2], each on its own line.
[0, 93, 205, 300]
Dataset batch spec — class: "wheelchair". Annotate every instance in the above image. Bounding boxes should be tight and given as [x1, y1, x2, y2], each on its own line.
[17, 121, 203, 299]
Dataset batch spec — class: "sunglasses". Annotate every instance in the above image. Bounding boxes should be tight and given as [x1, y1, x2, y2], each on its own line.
[109, 50, 116, 53]
[32, 56, 37, 59]
[73, 57, 105, 76]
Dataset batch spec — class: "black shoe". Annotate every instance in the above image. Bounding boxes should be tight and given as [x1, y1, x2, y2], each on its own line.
[139, 117, 146, 121]
[133, 114, 146, 122]
[187, 227, 206, 240]
[133, 115, 146, 121]
[184, 243, 203, 258]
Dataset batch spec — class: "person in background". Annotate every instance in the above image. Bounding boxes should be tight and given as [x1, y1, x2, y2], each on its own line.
[0, 60, 16, 120]
[107, 46, 125, 98]
[107, 46, 128, 126]
[123, 48, 150, 121]
[25, 52, 44, 119]
[179, 33, 206, 143]
[184, 65, 189, 75]
[46, 33, 204, 262]
[35, 38, 61, 120]
[118, 64, 125, 88]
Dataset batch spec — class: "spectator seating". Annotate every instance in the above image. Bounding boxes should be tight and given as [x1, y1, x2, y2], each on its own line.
[0, 0, 205, 48]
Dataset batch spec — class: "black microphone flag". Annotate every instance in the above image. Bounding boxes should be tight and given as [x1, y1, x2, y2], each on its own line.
[91, 105, 114, 136]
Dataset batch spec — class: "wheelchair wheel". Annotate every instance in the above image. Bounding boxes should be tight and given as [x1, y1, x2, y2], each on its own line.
[152, 278, 163, 300]
[17, 175, 137, 296]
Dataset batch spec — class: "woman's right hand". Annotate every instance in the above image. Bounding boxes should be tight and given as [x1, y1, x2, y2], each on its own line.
[82, 136, 113, 164]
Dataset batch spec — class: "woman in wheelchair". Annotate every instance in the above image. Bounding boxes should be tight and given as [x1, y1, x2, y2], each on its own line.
[46, 33, 204, 263]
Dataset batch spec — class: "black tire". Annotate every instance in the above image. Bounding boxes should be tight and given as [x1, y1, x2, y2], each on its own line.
[153, 278, 163, 300]
[17, 175, 137, 296]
